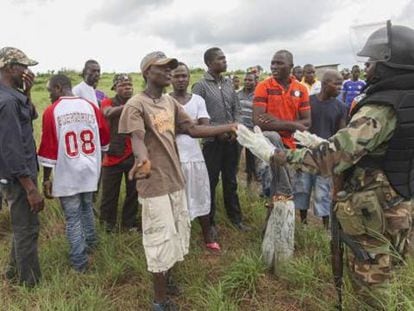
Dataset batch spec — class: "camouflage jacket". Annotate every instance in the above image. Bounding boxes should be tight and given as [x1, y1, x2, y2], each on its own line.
[285, 103, 397, 193]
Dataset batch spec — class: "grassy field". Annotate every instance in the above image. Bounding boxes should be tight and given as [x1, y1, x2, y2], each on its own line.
[1, 71, 414, 310]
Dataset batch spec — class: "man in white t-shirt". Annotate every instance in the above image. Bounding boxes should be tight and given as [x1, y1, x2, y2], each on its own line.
[170, 62, 221, 253]
[72, 59, 101, 107]
[38, 74, 110, 272]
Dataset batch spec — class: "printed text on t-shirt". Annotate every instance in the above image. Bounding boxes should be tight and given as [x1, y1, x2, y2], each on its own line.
[150, 111, 174, 134]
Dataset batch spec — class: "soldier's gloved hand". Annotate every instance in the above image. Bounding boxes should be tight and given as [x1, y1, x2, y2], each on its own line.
[236, 124, 276, 163]
[293, 130, 327, 149]
[128, 159, 151, 180]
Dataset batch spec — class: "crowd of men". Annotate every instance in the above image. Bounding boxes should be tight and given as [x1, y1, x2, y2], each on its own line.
[1, 21, 414, 311]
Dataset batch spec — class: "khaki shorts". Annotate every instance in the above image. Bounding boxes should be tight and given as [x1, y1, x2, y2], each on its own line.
[139, 189, 191, 273]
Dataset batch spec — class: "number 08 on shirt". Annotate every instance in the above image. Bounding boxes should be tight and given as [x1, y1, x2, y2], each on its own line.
[38, 96, 109, 197]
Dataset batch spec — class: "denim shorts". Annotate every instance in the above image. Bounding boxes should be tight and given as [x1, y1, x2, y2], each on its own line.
[294, 171, 332, 217]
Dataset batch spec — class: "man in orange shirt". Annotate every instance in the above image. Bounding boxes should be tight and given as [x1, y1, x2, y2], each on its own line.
[253, 49, 310, 198]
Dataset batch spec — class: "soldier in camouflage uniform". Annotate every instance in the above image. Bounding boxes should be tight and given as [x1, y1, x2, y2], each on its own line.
[237, 23, 414, 309]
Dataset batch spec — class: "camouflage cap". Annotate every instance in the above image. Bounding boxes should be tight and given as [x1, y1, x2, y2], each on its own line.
[111, 73, 133, 90]
[140, 51, 178, 73]
[0, 47, 38, 68]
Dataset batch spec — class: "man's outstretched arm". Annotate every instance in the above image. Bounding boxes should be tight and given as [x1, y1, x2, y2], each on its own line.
[129, 130, 151, 180]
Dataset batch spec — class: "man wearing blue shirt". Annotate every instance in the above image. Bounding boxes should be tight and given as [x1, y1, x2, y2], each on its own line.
[342, 65, 366, 108]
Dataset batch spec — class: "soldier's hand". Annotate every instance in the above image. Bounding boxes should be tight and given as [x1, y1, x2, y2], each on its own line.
[27, 188, 44, 213]
[42, 180, 54, 199]
[128, 159, 151, 180]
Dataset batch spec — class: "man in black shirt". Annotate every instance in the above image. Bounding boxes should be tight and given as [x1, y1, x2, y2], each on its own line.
[0, 47, 44, 286]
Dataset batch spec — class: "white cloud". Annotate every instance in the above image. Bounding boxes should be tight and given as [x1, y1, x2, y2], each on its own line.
[85, 0, 174, 28]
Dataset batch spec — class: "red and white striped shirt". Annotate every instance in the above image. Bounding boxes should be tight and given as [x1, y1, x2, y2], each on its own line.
[38, 96, 109, 196]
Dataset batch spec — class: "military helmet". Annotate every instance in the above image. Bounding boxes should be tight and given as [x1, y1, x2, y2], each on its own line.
[357, 21, 414, 70]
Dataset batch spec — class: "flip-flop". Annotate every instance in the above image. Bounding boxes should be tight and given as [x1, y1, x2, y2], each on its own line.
[205, 242, 221, 253]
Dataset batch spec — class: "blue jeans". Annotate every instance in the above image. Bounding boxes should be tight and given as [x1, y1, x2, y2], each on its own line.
[294, 171, 332, 217]
[257, 160, 272, 197]
[59, 192, 97, 271]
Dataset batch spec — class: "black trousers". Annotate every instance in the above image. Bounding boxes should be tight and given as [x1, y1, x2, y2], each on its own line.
[1, 180, 41, 286]
[202, 140, 242, 226]
[99, 155, 138, 229]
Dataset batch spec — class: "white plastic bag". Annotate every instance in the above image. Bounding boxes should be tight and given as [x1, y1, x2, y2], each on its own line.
[262, 199, 295, 274]
[236, 124, 275, 163]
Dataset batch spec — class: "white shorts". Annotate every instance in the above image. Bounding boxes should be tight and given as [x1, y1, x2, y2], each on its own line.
[139, 189, 191, 273]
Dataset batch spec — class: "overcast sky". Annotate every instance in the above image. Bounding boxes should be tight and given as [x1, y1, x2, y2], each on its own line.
[2, 0, 413, 73]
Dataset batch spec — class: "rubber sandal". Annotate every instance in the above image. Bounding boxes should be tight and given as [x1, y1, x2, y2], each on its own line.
[205, 242, 221, 253]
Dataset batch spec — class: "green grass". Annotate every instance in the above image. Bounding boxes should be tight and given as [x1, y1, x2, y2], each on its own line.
[1, 70, 414, 310]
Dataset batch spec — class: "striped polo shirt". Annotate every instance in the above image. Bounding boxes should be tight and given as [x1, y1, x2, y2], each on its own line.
[192, 72, 241, 128]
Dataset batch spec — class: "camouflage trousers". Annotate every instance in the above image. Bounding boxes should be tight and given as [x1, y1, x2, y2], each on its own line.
[344, 200, 413, 309]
